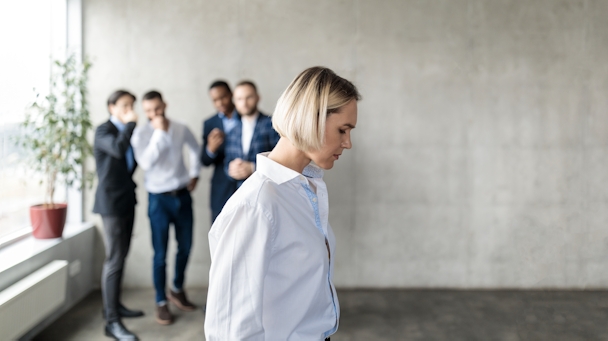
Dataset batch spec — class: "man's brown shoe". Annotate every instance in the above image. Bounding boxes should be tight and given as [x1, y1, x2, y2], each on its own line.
[156, 304, 173, 325]
[168, 290, 196, 311]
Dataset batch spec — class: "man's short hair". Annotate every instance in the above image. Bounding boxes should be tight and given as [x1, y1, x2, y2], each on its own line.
[107, 90, 136, 114]
[107, 90, 136, 106]
[272, 66, 361, 152]
[235, 80, 257, 93]
[209, 80, 231, 93]
[142, 90, 163, 102]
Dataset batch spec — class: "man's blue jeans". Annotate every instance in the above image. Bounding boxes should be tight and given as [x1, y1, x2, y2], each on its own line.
[148, 190, 193, 304]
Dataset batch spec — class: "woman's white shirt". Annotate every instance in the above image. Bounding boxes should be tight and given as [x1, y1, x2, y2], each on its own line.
[205, 152, 339, 341]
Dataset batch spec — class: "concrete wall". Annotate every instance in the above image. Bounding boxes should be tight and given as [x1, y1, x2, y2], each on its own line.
[83, 0, 608, 289]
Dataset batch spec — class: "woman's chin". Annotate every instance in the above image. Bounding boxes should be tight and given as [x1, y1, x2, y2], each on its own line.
[317, 160, 335, 170]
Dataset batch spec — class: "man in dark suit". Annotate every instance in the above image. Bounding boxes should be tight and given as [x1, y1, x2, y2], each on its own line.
[93, 90, 143, 341]
[225, 81, 280, 187]
[201, 81, 240, 222]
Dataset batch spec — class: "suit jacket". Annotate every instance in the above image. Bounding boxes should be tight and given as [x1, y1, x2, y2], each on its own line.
[201, 113, 240, 214]
[224, 112, 280, 188]
[92, 120, 137, 216]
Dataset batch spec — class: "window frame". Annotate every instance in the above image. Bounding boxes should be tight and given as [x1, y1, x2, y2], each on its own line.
[0, 0, 83, 249]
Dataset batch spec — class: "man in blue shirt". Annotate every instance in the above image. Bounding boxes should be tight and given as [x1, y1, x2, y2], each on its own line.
[201, 81, 240, 222]
[93, 90, 144, 341]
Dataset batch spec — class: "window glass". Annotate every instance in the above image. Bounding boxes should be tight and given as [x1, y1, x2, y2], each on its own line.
[0, 0, 55, 238]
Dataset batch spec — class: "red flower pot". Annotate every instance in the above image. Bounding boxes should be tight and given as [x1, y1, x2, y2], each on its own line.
[30, 203, 68, 239]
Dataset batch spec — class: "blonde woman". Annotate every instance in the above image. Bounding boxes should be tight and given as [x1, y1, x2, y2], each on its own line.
[205, 67, 360, 341]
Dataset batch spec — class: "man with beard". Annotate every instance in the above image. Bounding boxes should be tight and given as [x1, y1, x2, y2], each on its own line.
[130, 90, 200, 325]
[224, 81, 280, 188]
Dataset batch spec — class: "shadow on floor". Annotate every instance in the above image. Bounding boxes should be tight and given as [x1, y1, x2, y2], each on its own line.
[34, 289, 608, 340]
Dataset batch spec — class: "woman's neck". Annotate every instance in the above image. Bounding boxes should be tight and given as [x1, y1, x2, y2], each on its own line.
[268, 137, 311, 174]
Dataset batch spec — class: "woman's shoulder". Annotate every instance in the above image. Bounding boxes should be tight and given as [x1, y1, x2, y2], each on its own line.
[221, 172, 281, 218]
[209, 174, 282, 239]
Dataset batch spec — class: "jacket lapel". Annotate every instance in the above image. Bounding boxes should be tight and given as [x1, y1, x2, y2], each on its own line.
[235, 122, 244, 159]
[106, 120, 137, 174]
[215, 113, 224, 131]
[247, 114, 266, 160]
[106, 119, 119, 135]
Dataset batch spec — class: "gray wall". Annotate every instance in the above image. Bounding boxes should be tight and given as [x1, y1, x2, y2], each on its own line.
[84, 0, 608, 289]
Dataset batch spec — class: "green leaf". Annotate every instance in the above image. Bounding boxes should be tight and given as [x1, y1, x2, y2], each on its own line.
[16, 53, 95, 199]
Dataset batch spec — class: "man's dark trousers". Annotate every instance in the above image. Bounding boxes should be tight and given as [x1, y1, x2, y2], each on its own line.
[201, 113, 238, 224]
[93, 119, 138, 323]
[148, 190, 193, 304]
[101, 211, 135, 322]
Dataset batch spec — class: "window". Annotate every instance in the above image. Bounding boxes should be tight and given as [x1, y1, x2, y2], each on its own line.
[0, 0, 67, 240]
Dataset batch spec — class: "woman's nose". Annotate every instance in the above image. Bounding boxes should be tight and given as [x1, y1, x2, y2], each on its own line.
[342, 136, 352, 149]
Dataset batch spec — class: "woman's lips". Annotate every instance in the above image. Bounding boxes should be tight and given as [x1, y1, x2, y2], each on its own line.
[334, 154, 340, 160]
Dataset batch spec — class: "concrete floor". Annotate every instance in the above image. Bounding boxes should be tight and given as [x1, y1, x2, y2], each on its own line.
[34, 289, 608, 341]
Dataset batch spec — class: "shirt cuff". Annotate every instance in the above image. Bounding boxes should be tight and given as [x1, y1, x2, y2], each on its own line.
[206, 148, 217, 158]
[190, 166, 201, 179]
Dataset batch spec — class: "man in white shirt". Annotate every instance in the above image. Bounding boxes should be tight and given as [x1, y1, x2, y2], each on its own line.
[130, 90, 201, 325]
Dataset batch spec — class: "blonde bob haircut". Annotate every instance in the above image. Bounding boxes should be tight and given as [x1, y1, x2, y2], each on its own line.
[272, 67, 361, 152]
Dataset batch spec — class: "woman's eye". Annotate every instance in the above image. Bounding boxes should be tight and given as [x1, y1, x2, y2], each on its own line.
[339, 129, 346, 134]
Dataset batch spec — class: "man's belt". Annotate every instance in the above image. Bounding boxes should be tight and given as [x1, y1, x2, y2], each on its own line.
[159, 187, 189, 196]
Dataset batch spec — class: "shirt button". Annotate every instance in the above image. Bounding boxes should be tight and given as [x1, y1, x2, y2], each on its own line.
[312, 198, 317, 202]
[299, 176, 305, 181]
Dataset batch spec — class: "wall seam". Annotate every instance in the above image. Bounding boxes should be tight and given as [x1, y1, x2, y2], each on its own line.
[353, 0, 360, 287]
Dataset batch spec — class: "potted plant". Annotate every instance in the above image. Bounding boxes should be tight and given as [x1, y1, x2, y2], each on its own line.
[15, 55, 93, 239]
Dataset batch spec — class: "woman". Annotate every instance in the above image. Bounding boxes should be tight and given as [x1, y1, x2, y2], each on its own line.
[205, 67, 360, 341]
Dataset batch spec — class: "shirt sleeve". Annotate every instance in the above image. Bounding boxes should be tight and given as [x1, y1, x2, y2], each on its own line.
[183, 126, 201, 178]
[205, 203, 275, 341]
[206, 148, 217, 159]
[201, 120, 220, 166]
[130, 127, 171, 171]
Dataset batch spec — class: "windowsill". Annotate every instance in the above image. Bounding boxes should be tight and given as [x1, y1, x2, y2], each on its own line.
[0, 228, 32, 250]
[0, 222, 94, 274]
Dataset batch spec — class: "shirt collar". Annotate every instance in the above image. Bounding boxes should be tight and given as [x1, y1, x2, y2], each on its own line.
[241, 112, 259, 126]
[256, 152, 324, 185]
[218, 109, 239, 120]
[303, 163, 324, 179]
[109, 115, 126, 131]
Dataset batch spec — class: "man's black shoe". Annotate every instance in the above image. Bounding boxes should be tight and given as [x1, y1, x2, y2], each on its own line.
[104, 321, 138, 341]
[118, 304, 144, 318]
[103, 304, 145, 319]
